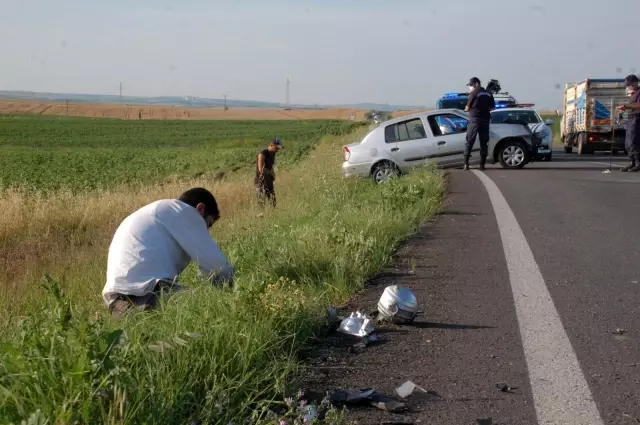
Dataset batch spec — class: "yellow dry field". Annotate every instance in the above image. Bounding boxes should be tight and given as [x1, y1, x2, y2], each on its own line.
[0, 99, 427, 121]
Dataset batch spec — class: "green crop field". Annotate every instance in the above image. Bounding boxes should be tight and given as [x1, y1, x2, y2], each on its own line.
[0, 115, 362, 192]
[0, 115, 445, 424]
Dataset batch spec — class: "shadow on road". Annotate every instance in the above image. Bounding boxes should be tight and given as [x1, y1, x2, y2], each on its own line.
[438, 210, 484, 216]
[408, 321, 495, 330]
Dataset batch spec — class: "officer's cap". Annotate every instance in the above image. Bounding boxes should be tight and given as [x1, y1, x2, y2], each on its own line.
[624, 74, 639, 86]
[467, 77, 481, 86]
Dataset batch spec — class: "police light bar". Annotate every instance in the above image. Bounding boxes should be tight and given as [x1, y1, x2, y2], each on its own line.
[515, 103, 536, 108]
[442, 92, 468, 98]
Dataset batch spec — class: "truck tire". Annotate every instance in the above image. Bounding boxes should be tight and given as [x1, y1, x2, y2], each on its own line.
[577, 133, 592, 155]
[498, 139, 530, 169]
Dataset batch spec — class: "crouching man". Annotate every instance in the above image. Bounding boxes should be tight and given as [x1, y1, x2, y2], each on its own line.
[102, 187, 235, 317]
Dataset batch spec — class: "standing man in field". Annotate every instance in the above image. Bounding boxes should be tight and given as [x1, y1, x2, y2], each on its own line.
[464, 77, 495, 171]
[255, 138, 283, 208]
[102, 187, 235, 317]
[618, 74, 640, 172]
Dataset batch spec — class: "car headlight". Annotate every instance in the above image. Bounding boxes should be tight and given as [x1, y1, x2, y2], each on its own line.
[534, 129, 550, 140]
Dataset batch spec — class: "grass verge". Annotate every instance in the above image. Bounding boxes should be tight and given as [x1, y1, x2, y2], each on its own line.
[0, 129, 444, 424]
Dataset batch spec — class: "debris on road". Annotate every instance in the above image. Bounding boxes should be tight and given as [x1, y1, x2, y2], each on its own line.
[381, 421, 415, 425]
[395, 380, 428, 399]
[328, 388, 407, 413]
[338, 311, 374, 337]
[302, 404, 318, 422]
[613, 328, 626, 335]
[496, 383, 518, 393]
[378, 285, 419, 324]
[476, 418, 493, 425]
[623, 413, 640, 423]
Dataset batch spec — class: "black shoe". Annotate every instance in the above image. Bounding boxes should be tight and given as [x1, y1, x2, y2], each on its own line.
[464, 164, 470, 170]
[479, 164, 486, 170]
[631, 164, 640, 172]
[621, 161, 636, 172]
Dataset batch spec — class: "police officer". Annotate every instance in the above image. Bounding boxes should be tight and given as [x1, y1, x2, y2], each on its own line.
[618, 74, 640, 172]
[463, 77, 495, 170]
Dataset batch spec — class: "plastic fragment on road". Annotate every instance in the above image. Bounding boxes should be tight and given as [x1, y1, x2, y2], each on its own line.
[328, 388, 407, 413]
[395, 380, 428, 399]
[338, 311, 374, 337]
[302, 404, 318, 422]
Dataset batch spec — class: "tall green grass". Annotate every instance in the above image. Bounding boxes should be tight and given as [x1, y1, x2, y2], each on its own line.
[0, 130, 444, 424]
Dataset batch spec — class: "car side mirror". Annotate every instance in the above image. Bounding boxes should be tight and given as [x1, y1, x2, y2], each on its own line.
[544, 119, 554, 126]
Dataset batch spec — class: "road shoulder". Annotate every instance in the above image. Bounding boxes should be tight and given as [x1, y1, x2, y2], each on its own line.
[301, 171, 538, 424]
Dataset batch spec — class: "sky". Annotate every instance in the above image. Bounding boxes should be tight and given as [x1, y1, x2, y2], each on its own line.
[1, 0, 639, 109]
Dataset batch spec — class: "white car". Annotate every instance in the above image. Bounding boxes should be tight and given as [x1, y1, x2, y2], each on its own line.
[342, 109, 543, 184]
[490, 107, 554, 161]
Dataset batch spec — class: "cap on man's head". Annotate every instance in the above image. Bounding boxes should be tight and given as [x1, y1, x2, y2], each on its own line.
[271, 137, 284, 148]
[467, 77, 481, 86]
[624, 74, 639, 86]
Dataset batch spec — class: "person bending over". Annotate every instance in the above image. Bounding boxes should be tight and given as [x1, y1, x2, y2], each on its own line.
[102, 187, 235, 317]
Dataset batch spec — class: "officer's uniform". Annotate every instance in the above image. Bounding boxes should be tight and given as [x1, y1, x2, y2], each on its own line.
[623, 75, 640, 172]
[464, 83, 495, 169]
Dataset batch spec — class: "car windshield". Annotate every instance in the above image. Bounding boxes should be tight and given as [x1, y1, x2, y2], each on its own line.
[437, 98, 468, 110]
[491, 110, 541, 124]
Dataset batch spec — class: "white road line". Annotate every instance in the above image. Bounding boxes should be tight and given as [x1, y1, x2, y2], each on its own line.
[590, 161, 625, 168]
[472, 170, 604, 425]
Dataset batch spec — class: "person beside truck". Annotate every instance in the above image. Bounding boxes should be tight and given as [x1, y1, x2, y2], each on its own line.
[617, 74, 640, 172]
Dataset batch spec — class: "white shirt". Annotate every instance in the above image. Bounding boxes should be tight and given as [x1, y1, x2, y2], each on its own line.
[102, 199, 235, 306]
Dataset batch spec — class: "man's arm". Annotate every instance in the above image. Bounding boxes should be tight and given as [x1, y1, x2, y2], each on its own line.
[161, 211, 235, 285]
[464, 91, 476, 112]
[257, 153, 265, 174]
[490, 94, 496, 111]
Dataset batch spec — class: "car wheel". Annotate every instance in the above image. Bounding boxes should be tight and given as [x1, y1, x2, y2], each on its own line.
[498, 140, 529, 169]
[371, 161, 399, 184]
[564, 146, 573, 154]
[612, 150, 619, 155]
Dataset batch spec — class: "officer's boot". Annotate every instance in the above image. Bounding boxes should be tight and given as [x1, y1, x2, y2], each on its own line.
[621, 156, 636, 172]
[631, 154, 640, 172]
[479, 154, 487, 170]
[463, 155, 470, 170]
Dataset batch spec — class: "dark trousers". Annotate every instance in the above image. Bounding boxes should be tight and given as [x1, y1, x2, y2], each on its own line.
[256, 174, 276, 208]
[464, 121, 490, 159]
[109, 279, 180, 317]
[625, 119, 640, 159]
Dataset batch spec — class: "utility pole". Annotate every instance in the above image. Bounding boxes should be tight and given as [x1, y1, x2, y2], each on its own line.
[66, 100, 69, 116]
[285, 77, 291, 107]
[223, 94, 228, 111]
[119, 82, 123, 99]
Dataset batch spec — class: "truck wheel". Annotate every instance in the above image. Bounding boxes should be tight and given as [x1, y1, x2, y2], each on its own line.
[564, 146, 573, 153]
[498, 139, 530, 169]
[577, 133, 593, 155]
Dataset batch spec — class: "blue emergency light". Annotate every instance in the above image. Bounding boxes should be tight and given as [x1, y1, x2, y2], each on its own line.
[443, 92, 467, 98]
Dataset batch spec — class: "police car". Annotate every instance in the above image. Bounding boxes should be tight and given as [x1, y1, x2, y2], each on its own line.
[435, 92, 552, 161]
[490, 107, 554, 161]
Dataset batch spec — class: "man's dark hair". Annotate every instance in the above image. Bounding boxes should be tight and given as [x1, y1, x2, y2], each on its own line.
[178, 187, 219, 218]
[625, 74, 639, 86]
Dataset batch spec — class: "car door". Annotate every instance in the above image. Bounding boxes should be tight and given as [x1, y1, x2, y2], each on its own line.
[425, 113, 470, 166]
[383, 117, 437, 170]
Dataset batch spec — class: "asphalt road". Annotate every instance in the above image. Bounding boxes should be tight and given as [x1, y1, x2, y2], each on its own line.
[304, 150, 640, 425]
